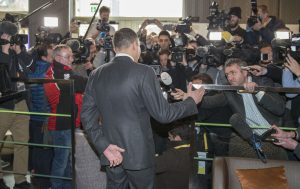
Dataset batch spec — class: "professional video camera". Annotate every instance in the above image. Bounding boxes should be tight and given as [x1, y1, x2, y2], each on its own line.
[170, 33, 188, 63]
[96, 19, 110, 33]
[35, 26, 62, 45]
[0, 13, 29, 46]
[272, 32, 300, 65]
[207, 1, 229, 30]
[247, 0, 260, 27]
[62, 37, 92, 64]
[175, 16, 192, 34]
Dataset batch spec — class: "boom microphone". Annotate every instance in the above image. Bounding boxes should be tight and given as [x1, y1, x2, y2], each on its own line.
[229, 113, 267, 163]
[0, 21, 18, 36]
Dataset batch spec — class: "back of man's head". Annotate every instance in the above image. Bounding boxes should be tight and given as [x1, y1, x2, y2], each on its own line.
[113, 28, 137, 50]
[169, 124, 191, 143]
[0, 21, 18, 36]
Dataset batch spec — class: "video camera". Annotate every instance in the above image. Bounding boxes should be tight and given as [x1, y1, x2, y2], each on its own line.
[175, 16, 192, 34]
[207, 1, 229, 30]
[272, 31, 300, 65]
[35, 26, 62, 46]
[62, 37, 92, 64]
[170, 33, 188, 63]
[96, 19, 110, 33]
[0, 13, 28, 46]
[247, 0, 260, 27]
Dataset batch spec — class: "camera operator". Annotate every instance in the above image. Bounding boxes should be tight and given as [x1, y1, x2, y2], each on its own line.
[72, 38, 97, 78]
[87, 6, 115, 40]
[225, 7, 246, 45]
[0, 20, 32, 189]
[248, 5, 287, 45]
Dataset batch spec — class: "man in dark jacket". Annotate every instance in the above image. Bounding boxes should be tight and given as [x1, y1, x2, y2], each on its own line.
[81, 28, 205, 189]
[0, 21, 32, 189]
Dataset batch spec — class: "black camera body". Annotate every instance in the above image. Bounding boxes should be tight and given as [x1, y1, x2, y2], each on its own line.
[10, 34, 28, 45]
[63, 38, 92, 64]
[171, 46, 185, 63]
[207, 1, 229, 30]
[96, 20, 110, 33]
[247, 0, 259, 27]
[272, 35, 300, 65]
[175, 16, 192, 34]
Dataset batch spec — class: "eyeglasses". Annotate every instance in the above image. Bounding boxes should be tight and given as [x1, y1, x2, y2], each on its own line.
[57, 54, 74, 60]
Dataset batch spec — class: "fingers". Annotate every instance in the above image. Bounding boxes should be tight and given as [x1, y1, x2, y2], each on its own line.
[187, 82, 192, 93]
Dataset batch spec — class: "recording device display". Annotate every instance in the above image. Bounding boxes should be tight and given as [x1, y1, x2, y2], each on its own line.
[261, 53, 269, 61]
[260, 128, 278, 142]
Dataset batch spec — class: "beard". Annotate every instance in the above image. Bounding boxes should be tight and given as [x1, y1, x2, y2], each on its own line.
[229, 21, 238, 29]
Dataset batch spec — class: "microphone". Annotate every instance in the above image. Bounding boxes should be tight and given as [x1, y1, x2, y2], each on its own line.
[229, 113, 267, 163]
[160, 72, 176, 92]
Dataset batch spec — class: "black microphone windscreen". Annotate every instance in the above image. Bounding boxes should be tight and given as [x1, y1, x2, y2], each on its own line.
[0, 21, 18, 36]
[229, 113, 253, 142]
[66, 39, 80, 52]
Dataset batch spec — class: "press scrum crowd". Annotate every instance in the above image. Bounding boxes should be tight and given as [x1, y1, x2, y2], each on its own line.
[0, 3, 300, 189]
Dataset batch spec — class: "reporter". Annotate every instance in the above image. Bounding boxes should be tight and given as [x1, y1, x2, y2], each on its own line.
[283, 54, 300, 98]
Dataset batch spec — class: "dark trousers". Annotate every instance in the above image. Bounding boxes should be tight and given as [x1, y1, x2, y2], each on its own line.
[29, 120, 53, 188]
[105, 166, 154, 189]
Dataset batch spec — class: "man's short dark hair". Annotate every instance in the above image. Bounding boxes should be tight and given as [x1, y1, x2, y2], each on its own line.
[169, 124, 191, 142]
[158, 30, 171, 40]
[191, 73, 213, 84]
[113, 28, 138, 50]
[225, 58, 247, 68]
[99, 6, 110, 14]
[158, 49, 170, 56]
[36, 44, 52, 60]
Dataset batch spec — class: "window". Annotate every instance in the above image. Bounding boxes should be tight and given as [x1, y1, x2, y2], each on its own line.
[75, 0, 182, 17]
[0, 0, 28, 12]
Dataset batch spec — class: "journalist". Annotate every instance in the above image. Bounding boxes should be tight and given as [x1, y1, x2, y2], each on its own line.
[81, 28, 205, 189]
[0, 21, 31, 189]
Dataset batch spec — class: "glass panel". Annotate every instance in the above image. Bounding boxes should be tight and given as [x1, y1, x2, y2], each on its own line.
[0, 0, 28, 12]
[75, 0, 182, 17]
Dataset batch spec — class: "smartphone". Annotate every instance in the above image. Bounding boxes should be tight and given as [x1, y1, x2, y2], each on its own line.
[261, 53, 269, 61]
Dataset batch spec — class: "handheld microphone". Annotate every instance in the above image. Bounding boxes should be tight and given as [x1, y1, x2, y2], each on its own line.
[229, 113, 267, 163]
[160, 72, 176, 92]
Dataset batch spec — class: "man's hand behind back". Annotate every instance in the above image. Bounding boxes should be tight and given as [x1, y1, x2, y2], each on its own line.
[103, 144, 125, 167]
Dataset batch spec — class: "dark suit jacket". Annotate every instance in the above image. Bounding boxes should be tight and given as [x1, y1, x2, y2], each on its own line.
[81, 56, 198, 170]
[200, 76, 286, 127]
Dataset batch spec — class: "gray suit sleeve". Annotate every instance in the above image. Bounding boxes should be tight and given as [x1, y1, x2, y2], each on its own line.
[141, 67, 198, 124]
[81, 73, 110, 154]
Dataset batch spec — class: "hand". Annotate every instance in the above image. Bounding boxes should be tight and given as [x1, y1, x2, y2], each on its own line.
[252, 19, 263, 31]
[247, 65, 268, 76]
[11, 44, 21, 54]
[271, 125, 295, 139]
[1, 33, 11, 54]
[84, 61, 94, 70]
[103, 144, 125, 167]
[243, 82, 257, 93]
[285, 54, 300, 77]
[273, 137, 298, 150]
[186, 82, 205, 104]
[171, 88, 186, 101]
[232, 35, 243, 43]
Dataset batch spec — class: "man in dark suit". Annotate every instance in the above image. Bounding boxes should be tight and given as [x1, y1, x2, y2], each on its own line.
[200, 58, 288, 160]
[81, 28, 205, 189]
